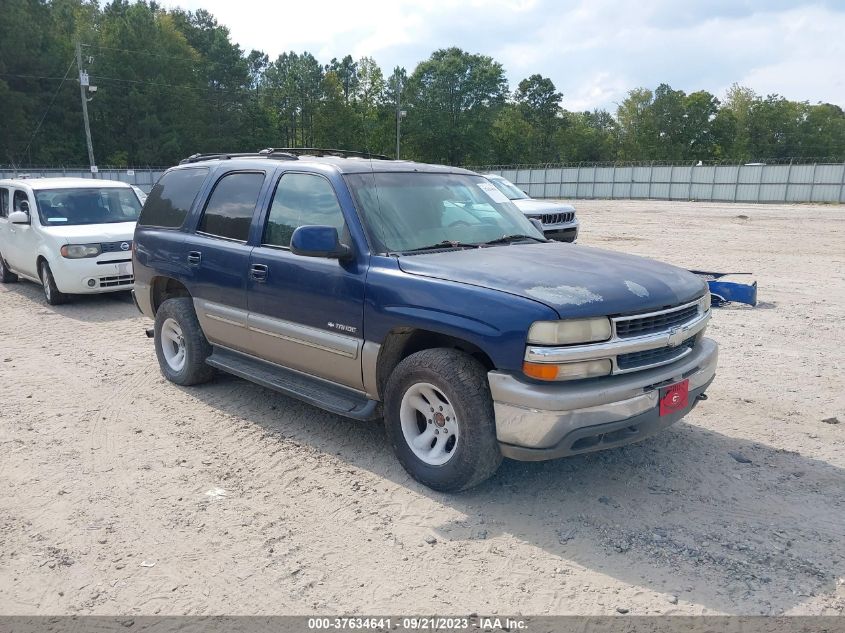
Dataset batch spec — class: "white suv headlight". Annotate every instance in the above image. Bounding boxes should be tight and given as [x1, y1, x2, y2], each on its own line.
[700, 291, 711, 312]
[61, 243, 102, 259]
[527, 317, 612, 345]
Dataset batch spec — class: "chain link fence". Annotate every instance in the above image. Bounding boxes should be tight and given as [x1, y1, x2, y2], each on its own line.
[0, 167, 167, 193]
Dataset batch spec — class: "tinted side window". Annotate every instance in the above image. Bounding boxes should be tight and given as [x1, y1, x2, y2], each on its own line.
[264, 173, 345, 247]
[138, 167, 208, 228]
[198, 172, 264, 241]
[0, 188, 8, 218]
[13, 190, 29, 212]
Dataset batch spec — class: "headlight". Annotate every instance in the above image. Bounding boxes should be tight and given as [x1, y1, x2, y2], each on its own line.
[700, 291, 711, 312]
[528, 317, 612, 345]
[61, 243, 102, 258]
[523, 359, 612, 381]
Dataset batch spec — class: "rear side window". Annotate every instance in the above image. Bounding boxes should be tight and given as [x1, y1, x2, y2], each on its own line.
[263, 173, 346, 247]
[0, 188, 8, 218]
[138, 167, 208, 228]
[198, 172, 265, 242]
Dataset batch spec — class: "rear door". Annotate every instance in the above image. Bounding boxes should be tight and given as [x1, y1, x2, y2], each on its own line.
[246, 171, 367, 390]
[184, 170, 269, 353]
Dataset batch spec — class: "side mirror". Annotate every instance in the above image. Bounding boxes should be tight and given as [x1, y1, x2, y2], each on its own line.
[9, 210, 30, 224]
[290, 225, 351, 260]
[529, 217, 544, 233]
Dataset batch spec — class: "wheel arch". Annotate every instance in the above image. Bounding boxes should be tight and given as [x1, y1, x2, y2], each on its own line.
[150, 276, 191, 315]
[374, 327, 495, 400]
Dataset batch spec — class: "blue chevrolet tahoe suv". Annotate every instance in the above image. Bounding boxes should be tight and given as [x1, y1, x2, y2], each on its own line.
[132, 148, 718, 492]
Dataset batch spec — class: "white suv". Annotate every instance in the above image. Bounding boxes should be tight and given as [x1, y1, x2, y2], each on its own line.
[0, 178, 142, 305]
[484, 174, 579, 242]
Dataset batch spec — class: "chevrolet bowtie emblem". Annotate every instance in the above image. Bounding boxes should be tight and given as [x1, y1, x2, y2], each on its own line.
[666, 327, 685, 348]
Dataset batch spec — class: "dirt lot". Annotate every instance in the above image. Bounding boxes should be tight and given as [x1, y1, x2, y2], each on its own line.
[0, 200, 843, 616]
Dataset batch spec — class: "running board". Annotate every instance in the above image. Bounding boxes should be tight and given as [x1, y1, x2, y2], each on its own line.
[206, 347, 381, 421]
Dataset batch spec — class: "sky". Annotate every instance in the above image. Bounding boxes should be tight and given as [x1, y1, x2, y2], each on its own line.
[158, 0, 845, 112]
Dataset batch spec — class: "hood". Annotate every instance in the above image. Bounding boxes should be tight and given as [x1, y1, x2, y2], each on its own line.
[512, 198, 576, 215]
[396, 242, 707, 318]
[39, 222, 136, 244]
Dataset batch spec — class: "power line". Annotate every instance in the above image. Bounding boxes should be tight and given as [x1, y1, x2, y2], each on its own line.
[79, 42, 200, 64]
[18, 57, 77, 162]
[89, 73, 296, 101]
[0, 73, 71, 81]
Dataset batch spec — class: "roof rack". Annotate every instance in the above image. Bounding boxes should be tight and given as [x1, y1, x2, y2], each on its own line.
[259, 148, 392, 160]
[179, 147, 392, 164]
[179, 151, 299, 164]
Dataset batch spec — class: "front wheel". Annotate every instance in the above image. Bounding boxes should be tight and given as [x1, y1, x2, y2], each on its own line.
[384, 348, 502, 492]
[40, 261, 68, 305]
[154, 297, 215, 386]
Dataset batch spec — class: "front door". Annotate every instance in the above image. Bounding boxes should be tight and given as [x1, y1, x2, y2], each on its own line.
[0, 187, 10, 267]
[6, 189, 40, 277]
[184, 170, 268, 353]
[247, 171, 367, 390]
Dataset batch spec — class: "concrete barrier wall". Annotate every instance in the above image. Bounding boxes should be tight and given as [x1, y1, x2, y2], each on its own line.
[480, 162, 845, 203]
[5, 162, 845, 202]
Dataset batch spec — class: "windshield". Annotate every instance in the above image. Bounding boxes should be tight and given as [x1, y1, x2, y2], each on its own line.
[487, 176, 529, 200]
[35, 187, 142, 226]
[346, 172, 543, 253]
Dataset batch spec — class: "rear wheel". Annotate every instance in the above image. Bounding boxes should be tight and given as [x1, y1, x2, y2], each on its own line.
[39, 261, 68, 305]
[154, 297, 215, 386]
[0, 251, 18, 283]
[384, 348, 502, 492]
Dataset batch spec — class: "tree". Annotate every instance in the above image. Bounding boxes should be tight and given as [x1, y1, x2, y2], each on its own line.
[616, 88, 654, 160]
[514, 74, 562, 160]
[354, 57, 385, 152]
[1, 1, 843, 168]
[403, 47, 507, 165]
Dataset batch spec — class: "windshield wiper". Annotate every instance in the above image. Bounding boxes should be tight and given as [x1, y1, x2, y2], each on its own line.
[404, 240, 481, 253]
[482, 234, 547, 246]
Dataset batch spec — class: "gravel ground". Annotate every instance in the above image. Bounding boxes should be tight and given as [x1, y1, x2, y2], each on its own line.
[0, 200, 843, 616]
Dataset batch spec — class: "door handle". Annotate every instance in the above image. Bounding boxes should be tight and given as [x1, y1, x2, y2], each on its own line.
[250, 263, 268, 282]
[187, 251, 201, 265]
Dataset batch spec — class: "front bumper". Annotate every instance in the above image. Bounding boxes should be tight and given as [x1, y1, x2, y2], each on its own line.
[542, 218, 579, 242]
[489, 337, 718, 460]
[50, 257, 134, 294]
[544, 224, 579, 242]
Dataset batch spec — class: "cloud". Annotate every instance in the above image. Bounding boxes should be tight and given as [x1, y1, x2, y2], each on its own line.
[158, 0, 845, 111]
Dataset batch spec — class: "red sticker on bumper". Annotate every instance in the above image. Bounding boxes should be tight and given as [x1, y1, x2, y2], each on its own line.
[659, 379, 689, 416]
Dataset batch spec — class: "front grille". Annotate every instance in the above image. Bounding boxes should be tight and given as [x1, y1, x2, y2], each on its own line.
[615, 303, 699, 338]
[99, 274, 134, 287]
[101, 240, 132, 253]
[541, 211, 574, 225]
[617, 337, 696, 370]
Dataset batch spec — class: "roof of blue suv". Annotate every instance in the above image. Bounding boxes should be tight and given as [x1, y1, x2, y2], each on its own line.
[173, 155, 477, 176]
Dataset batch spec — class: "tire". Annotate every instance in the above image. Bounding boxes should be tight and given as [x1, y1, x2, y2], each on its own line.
[384, 348, 502, 492]
[154, 297, 215, 386]
[0, 251, 18, 283]
[39, 261, 68, 305]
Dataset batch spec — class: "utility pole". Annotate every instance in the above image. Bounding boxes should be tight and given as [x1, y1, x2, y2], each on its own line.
[394, 73, 406, 160]
[75, 41, 96, 176]
[395, 75, 401, 160]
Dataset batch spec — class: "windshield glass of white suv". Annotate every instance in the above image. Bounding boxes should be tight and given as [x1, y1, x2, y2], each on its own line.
[34, 188, 142, 226]
[347, 172, 542, 253]
[488, 177, 529, 200]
